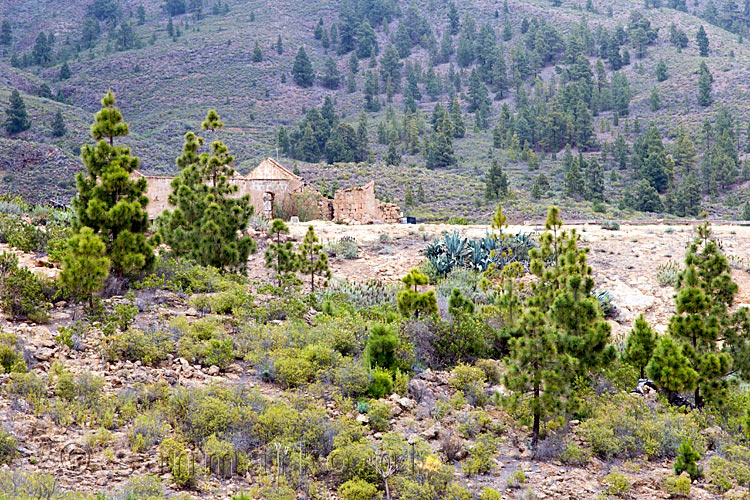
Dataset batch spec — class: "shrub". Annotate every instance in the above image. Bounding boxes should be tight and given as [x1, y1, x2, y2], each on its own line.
[7, 372, 47, 411]
[706, 445, 750, 493]
[338, 479, 378, 500]
[203, 434, 248, 476]
[120, 474, 165, 499]
[603, 468, 631, 496]
[449, 363, 487, 406]
[559, 442, 591, 466]
[159, 438, 200, 487]
[0, 430, 17, 465]
[333, 357, 370, 397]
[601, 221, 620, 230]
[129, 413, 169, 452]
[665, 473, 691, 497]
[173, 316, 235, 368]
[464, 433, 497, 476]
[368, 367, 394, 399]
[0, 252, 50, 323]
[0, 332, 26, 373]
[368, 400, 391, 432]
[275, 354, 314, 388]
[103, 328, 174, 365]
[580, 394, 705, 460]
[480, 487, 503, 500]
[656, 260, 680, 287]
[506, 469, 526, 489]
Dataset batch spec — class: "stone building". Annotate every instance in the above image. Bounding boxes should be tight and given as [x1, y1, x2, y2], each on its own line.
[135, 158, 401, 224]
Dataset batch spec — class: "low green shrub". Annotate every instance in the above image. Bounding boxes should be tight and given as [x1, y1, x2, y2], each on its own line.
[368, 367, 394, 399]
[368, 400, 391, 432]
[580, 394, 705, 460]
[0, 332, 26, 373]
[665, 473, 691, 497]
[464, 432, 497, 476]
[0, 252, 51, 323]
[0, 430, 17, 465]
[275, 353, 314, 388]
[706, 445, 750, 492]
[601, 221, 620, 230]
[159, 438, 201, 487]
[506, 469, 526, 489]
[6, 372, 47, 412]
[173, 316, 235, 369]
[603, 468, 631, 496]
[103, 328, 175, 365]
[129, 412, 169, 452]
[338, 478, 378, 500]
[656, 260, 680, 288]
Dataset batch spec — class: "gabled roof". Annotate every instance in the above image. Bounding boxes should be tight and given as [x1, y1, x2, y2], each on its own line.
[244, 157, 302, 181]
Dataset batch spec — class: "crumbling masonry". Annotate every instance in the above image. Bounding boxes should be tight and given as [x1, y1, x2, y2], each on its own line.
[134, 158, 402, 224]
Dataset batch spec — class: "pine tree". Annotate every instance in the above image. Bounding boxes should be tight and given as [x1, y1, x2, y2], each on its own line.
[137, 5, 146, 25]
[252, 41, 263, 62]
[158, 110, 256, 272]
[563, 156, 584, 199]
[623, 314, 657, 378]
[404, 183, 414, 207]
[697, 25, 709, 57]
[0, 20, 11, 46]
[485, 159, 509, 200]
[265, 219, 299, 288]
[321, 56, 341, 89]
[32, 32, 52, 66]
[73, 91, 156, 275]
[167, 17, 174, 38]
[293, 46, 314, 88]
[59, 61, 72, 80]
[743, 201, 750, 221]
[298, 225, 330, 292]
[51, 110, 66, 137]
[277, 126, 290, 156]
[669, 222, 735, 408]
[450, 97, 465, 138]
[635, 179, 664, 212]
[276, 34, 283, 55]
[649, 87, 661, 111]
[3, 89, 31, 135]
[530, 173, 550, 199]
[655, 59, 668, 81]
[674, 439, 703, 480]
[585, 158, 605, 201]
[674, 128, 697, 174]
[397, 269, 437, 318]
[698, 62, 713, 107]
[646, 334, 699, 395]
[60, 226, 110, 308]
[385, 140, 400, 166]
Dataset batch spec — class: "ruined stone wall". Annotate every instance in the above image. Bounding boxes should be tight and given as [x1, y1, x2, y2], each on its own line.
[332, 181, 402, 224]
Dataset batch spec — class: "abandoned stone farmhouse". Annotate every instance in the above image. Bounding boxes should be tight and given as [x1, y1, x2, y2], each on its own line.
[132, 158, 402, 225]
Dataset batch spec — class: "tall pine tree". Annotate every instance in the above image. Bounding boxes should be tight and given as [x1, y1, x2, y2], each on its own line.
[73, 91, 156, 276]
[159, 110, 256, 272]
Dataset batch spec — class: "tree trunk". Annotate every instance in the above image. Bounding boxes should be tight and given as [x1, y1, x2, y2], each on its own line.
[532, 380, 540, 446]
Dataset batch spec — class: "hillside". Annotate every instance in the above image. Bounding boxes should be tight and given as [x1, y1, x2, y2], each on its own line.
[1, 0, 750, 221]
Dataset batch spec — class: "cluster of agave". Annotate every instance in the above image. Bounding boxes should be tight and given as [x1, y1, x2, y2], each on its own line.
[592, 289, 615, 318]
[318, 278, 399, 308]
[424, 231, 536, 275]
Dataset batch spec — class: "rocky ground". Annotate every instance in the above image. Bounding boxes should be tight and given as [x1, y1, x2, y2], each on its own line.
[3, 221, 749, 499]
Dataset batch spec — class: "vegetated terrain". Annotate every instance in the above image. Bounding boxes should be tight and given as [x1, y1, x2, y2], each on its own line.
[2, 0, 750, 220]
[3, 192, 750, 499]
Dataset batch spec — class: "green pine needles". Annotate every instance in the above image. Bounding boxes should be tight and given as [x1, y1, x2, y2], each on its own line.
[505, 207, 614, 445]
[159, 110, 256, 272]
[72, 90, 157, 276]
